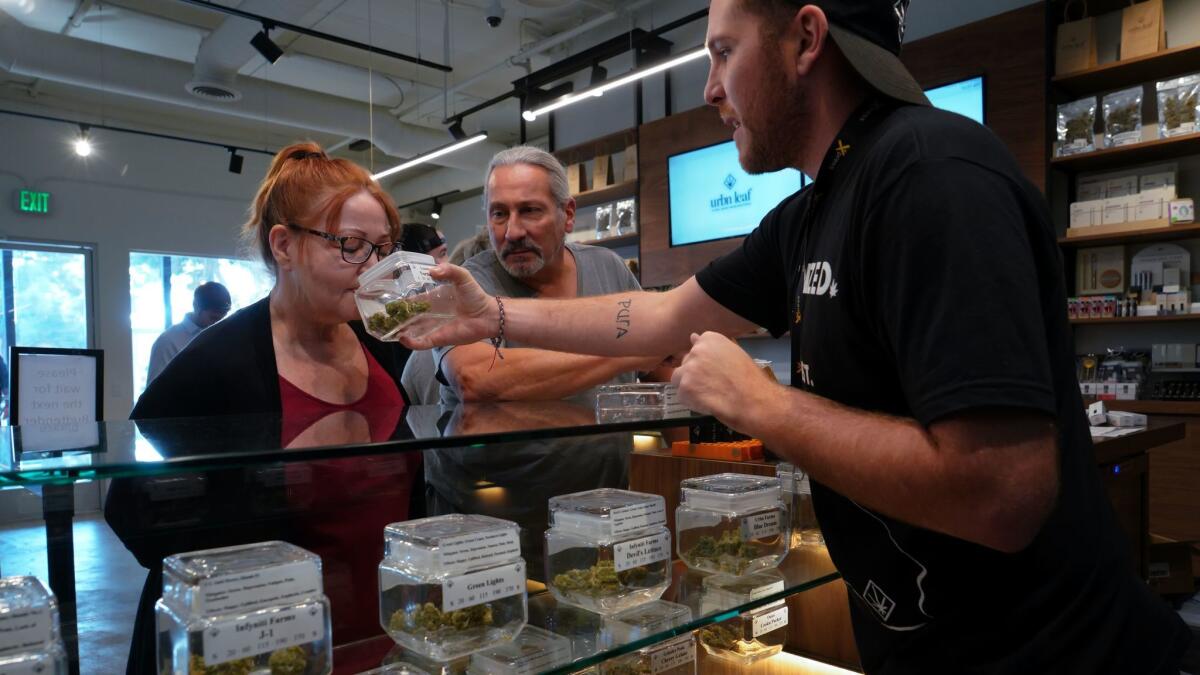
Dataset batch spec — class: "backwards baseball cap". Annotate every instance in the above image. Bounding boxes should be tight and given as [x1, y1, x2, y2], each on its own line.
[798, 0, 929, 106]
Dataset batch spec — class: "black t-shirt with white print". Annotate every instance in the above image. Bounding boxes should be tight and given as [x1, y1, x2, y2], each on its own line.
[696, 100, 1189, 674]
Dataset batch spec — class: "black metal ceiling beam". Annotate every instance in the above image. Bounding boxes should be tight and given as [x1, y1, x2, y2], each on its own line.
[511, 29, 673, 93]
[397, 189, 461, 210]
[171, 0, 452, 73]
[0, 107, 276, 156]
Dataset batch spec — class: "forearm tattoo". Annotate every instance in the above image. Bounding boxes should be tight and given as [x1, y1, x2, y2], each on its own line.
[615, 298, 632, 339]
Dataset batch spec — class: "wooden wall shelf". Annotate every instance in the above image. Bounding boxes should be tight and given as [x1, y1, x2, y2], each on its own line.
[1071, 315, 1200, 326]
[572, 179, 637, 209]
[1058, 222, 1200, 247]
[1098, 400, 1200, 416]
[574, 233, 638, 250]
[1052, 43, 1200, 97]
[1050, 132, 1200, 173]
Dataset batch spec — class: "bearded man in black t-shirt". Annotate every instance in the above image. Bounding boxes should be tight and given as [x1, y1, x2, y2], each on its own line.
[406, 1, 1191, 672]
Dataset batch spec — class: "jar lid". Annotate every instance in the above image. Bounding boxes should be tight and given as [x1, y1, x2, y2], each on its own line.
[384, 514, 522, 574]
[680, 473, 782, 513]
[161, 541, 324, 617]
[548, 488, 667, 540]
[356, 250, 437, 287]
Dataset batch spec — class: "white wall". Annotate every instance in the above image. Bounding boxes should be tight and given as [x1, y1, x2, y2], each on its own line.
[0, 113, 271, 419]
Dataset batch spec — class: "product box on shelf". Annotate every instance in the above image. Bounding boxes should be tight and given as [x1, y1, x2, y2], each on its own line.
[0, 576, 67, 675]
[1076, 246, 1126, 296]
[676, 474, 790, 577]
[1070, 200, 1101, 228]
[380, 514, 528, 661]
[545, 489, 672, 615]
[1170, 198, 1195, 224]
[155, 541, 332, 675]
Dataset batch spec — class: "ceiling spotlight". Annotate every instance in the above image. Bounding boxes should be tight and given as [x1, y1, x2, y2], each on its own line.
[590, 63, 608, 86]
[430, 198, 442, 220]
[348, 139, 372, 152]
[447, 120, 466, 141]
[250, 25, 284, 64]
[73, 125, 92, 157]
[227, 148, 244, 174]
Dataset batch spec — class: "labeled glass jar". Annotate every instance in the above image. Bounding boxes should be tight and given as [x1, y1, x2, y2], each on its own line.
[676, 474, 790, 576]
[603, 600, 692, 648]
[594, 384, 687, 423]
[696, 599, 788, 666]
[355, 251, 456, 341]
[0, 576, 67, 675]
[380, 514, 528, 661]
[466, 626, 572, 675]
[545, 489, 672, 615]
[155, 541, 332, 675]
[598, 632, 695, 675]
[776, 463, 823, 548]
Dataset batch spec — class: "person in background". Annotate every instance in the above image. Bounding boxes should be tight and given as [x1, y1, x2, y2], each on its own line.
[109, 142, 418, 674]
[400, 222, 448, 263]
[406, 1, 1189, 672]
[400, 229, 491, 405]
[144, 281, 230, 384]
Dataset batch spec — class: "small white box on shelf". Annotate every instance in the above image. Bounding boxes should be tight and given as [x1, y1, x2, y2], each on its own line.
[1140, 170, 1177, 194]
[1070, 201, 1098, 227]
[1168, 198, 1195, 224]
[1107, 411, 1147, 427]
[1105, 176, 1138, 198]
[1077, 177, 1106, 202]
[1115, 383, 1139, 401]
[1102, 198, 1129, 225]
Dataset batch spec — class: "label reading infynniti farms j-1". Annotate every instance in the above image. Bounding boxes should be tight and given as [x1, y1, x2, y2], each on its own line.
[435, 528, 522, 569]
[442, 562, 525, 613]
[197, 561, 322, 616]
[609, 501, 666, 537]
[649, 637, 696, 673]
[752, 604, 789, 637]
[203, 603, 325, 666]
[613, 532, 671, 573]
[741, 510, 782, 540]
[0, 607, 50, 656]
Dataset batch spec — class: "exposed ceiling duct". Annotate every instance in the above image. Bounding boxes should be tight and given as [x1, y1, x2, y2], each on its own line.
[0, 19, 503, 171]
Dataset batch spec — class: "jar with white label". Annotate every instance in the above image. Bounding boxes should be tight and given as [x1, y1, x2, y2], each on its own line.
[355, 251, 456, 341]
[0, 576, 67, 675]
[380, 514, 528, 661]
[466, 626, 572, 675]
[676, 473, 790, 576]
[696, 599, 788, 666]
[598, 632, 695, 675]
[603, 600, 693, 648]
[776, 463, 823, 547]
[155, 541, 332, 675]
[545, 489, 672, 615]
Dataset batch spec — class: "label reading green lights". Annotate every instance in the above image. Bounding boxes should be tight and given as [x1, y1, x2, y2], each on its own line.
[17, 190, 50, 214]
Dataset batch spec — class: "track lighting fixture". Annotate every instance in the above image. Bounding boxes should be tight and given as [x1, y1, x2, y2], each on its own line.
[73, 125, 92, 157]
[250, 25, 284, 64]
[227, 148, 244, 174]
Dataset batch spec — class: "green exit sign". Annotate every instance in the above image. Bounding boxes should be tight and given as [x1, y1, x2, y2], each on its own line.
[17, 190, 50, 214]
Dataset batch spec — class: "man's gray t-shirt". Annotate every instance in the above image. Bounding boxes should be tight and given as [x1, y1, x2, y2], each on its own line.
[425, 242, 643, 578]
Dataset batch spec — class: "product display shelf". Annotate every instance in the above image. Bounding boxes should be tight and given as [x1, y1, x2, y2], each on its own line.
[335, 548, 841, 675]
[1097, 400, 1200, 416]
[1050, 131, 1200, 173]
[1058, 222, 1200, 247]
[1069, 315, 1200, 326]
[573, 180, 639, 210]
[577, 232, 639, 250]
[1051, 42, 1200, 98]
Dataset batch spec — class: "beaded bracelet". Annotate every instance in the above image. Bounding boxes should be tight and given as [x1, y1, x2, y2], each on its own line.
[488, 296, 506, 370]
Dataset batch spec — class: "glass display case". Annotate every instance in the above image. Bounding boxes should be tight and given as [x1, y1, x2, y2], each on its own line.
[0, 403, 834, 675]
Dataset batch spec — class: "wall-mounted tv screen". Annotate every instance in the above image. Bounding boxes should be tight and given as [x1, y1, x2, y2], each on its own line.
[668, 142, 806, 247]
[926, 75, 985, 124]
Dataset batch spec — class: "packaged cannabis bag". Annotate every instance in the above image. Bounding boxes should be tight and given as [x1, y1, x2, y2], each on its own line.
[1103, 86, 1143, 147]
[1156, 74, 1200, 138]
[1057, 96, 1097, 156]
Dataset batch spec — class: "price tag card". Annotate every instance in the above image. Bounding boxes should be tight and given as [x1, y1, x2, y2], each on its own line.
[203, 604, 325, 666]
[442, 562, 526, 613]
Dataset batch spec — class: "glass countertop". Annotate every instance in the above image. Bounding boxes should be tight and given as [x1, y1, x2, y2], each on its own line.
[0, 402, 709, 486]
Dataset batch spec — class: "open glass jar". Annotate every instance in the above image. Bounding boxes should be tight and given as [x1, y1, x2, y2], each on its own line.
[0, 576, 67, 675]
[776, 463, 823, 547]
[598, 633, 695, 675]
[155, 541, 332, 675]
[380, 514, 528, 661]
[355, 251, 456, 341]
[696, 599, 788, 666]
[545, 489, 672, 615]
[676, 474, 790, 576]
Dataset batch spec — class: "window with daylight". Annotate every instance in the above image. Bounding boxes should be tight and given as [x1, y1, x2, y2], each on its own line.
[129, 252, 273, 398]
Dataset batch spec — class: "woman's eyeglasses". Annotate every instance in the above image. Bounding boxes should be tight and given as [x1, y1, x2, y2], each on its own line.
[288, 224, 401, 264]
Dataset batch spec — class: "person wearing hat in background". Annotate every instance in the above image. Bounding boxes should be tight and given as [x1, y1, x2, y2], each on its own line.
[400, 222, 449, 264]
[144, 281, 231, 384]
[407, 1, 1190, 672]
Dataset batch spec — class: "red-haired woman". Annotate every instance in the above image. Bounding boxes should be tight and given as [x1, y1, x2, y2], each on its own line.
[109, 143, 419, 673]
